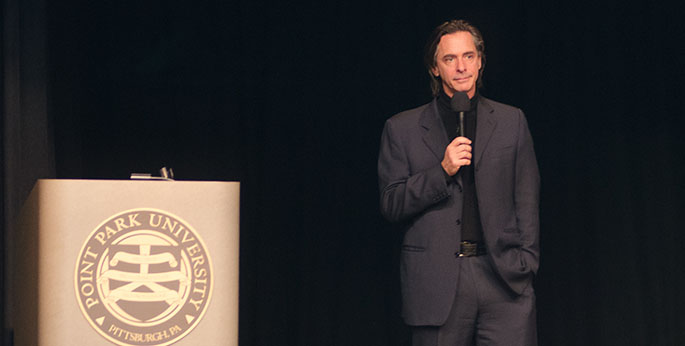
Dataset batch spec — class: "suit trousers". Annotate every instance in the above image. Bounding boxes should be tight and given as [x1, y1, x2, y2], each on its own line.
[411, 256, 537, 346]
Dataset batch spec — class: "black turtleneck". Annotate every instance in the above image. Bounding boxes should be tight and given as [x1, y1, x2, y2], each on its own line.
[436, 89, 484, 244]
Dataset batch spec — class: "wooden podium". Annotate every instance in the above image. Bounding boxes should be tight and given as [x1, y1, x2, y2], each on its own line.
[9, 179, 239, 346]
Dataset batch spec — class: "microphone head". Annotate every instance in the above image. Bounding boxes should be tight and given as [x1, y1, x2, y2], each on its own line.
[450, 92, 470, 112]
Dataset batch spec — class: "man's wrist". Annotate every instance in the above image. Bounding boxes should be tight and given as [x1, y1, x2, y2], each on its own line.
[441, 161, 456, 177]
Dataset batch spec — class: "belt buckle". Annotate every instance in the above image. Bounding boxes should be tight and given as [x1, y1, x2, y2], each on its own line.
[458, 241, 479, 257]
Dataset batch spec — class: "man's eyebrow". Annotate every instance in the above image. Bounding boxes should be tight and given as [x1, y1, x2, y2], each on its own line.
[441, 51, 476, 58]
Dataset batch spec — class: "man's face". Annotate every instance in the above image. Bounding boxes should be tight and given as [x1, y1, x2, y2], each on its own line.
[431, 31, 482, 99]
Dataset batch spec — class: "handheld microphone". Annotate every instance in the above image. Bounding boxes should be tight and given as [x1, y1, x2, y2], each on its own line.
[450, 92, 470, 137]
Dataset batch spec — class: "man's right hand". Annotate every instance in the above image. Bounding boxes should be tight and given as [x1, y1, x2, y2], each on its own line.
[441, 136, 472, 176]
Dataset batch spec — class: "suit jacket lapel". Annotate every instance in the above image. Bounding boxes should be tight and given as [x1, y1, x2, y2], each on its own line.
[419, 99, 449, 162]
[474, 97, 496, 169]
[420, 100, 464, 187]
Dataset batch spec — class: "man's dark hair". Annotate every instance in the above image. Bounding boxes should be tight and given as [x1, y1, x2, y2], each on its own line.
[424, 20, 486, 96]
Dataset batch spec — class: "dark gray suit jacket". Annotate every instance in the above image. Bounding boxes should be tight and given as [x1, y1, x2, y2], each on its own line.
[378, 96, 540, 326]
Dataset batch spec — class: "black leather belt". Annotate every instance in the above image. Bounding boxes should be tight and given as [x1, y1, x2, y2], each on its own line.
[455, 241, 486, 257]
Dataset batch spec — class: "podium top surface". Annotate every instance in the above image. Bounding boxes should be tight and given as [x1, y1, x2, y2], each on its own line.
[37, 178, 240, 185]
[24, 179, 241, 218]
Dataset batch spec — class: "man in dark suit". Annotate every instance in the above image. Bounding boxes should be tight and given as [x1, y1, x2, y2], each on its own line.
[378, 20, 540, 346]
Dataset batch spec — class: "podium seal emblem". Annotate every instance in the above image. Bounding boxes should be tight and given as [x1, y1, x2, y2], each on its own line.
[75, 209, 213, 346]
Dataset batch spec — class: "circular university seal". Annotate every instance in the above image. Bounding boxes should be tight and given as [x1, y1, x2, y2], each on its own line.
[75, 209, 213, 346]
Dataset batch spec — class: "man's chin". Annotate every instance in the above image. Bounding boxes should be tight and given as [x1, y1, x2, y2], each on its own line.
[450, 87, 475, 96]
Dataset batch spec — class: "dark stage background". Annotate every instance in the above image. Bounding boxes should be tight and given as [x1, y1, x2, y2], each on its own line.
[3, 1, 685, 345]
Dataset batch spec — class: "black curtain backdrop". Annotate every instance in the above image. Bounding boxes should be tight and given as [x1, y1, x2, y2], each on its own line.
[3, 1, 685, 346]
[2, 0, 55, 343]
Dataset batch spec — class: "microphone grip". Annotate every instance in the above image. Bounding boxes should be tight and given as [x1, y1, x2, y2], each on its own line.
[459, 111, 465, 137]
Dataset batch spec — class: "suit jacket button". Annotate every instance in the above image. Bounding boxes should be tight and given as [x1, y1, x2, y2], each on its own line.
[456, 219, 461, 225]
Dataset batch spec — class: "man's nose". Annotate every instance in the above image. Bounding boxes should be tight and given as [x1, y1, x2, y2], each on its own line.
[455, 58, 466, 72]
